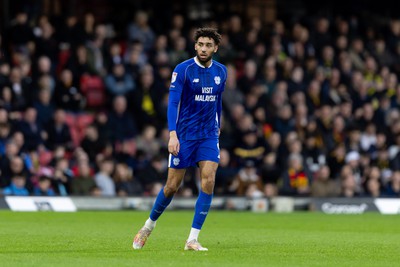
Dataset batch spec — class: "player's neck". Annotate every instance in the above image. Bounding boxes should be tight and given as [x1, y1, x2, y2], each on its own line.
[195, 56, 212, 68]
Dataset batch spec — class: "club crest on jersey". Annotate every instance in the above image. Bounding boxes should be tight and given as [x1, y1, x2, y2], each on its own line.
[214, 76, 221, 85]
[173, 158, 180, 166]
[171, 72, 178, 83]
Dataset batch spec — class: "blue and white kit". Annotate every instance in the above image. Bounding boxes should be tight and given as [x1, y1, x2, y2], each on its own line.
[168, 57, 227, 168]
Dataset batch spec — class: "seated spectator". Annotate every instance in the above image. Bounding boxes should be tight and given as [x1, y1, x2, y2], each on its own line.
[2, 174, 29, 195]
[66, 44, 96, 82]
[52, 157, 72, 196]
[340, 165, 359, 197]
[92, 111, 111, 145]
[326, 143, 346, 179]
[230, 160, 264, 197]
[127, 10, 155, 52]
[8, 67, 29, 111]
[114, 162, 143, 196]
[281, 153, 312, 196]
[136, 154, 167, 194]
[311, 165, 340, 197]
[260, 152, 281, 197]
[303, 133, 325, 174]
[135, 124, 161, 160]
[70, 160, 95, 195]
[104, 63, 135, 98]
[345, 151, 363, 194]
[94, 158, 115, 196]
[233, 126, 266, 167]
[1, 154, 31, 190]
[54, 69, 84, 112]
[17, 106, 45, 151]
[384, 171, 400, 197]
[215, 148, 238, 195]
[107, 95, 138, 143]
[33, 87, 55, 128]
[0, 86, 13, 112]
[45, 109, 73, 151]
[363, 176, 382, 198]
[131, 67, 165, 131]
[32, 56, 55, 94]
[0, 122, 11, 155]
[81, 124, 107, 163]
[104, 41, 123, 72]
[274, 104, 295, 139]
[33, 175, 56, 196]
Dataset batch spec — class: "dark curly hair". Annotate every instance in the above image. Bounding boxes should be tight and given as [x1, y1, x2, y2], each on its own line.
[194, 28, 222, 45]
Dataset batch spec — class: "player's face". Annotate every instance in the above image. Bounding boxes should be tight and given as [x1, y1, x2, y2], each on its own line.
[195, 37, 218, 65]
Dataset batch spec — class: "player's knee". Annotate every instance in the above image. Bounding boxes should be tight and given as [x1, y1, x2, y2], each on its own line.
[164, 185, 178, 197]
[202, 178, 215, 194]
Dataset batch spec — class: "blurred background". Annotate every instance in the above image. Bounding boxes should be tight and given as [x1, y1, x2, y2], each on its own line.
[1, 0, 400, 200]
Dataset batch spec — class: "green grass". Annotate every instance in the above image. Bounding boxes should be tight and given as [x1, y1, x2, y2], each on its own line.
[0, 211, 399, 267]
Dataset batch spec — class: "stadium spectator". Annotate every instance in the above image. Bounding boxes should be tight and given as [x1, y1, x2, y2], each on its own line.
[104, 63, 135, 98]
[66, 44, 96, 82]
[94, 158, 115, 196]
[311, 165, 340, 197]
[52, 156, 72, 196]
[81, 124, 107, 163]
[2, 174, 29, 196]
[232, 126, 266, 167]
[8, 66, 29, 111]
[385, 171, 400, 197]
[131, 67, 165, 131]
[114, 162, 143, 196]
[281, 153, 312, 196]
[260, 152, 281, 197]
[54, 69, 84, 112]
[136, 154, 167, 195]
[7, 11, 34, 48]
[107, 95, 138, 143]
[231, 160, 263, 197]
[45, 108, 73, 150]
[70, 159, 95, 196]
[33, 175, 56, 196]
[33, 87, 55, 128]
[135, 125, 161, 160]
[127, 10, 155, 53]
[1, 1, 400, 200]
[215, 148, 238, 195]
[34, 21, 58, 62]
[0, 122, 11, 155]
[17, 106, 45, 151]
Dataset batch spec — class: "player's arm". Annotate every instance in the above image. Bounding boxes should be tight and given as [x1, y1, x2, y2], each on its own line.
[167, 66, 185, 156]
[216, 91, 222, 135]
[217, 68, 227, 135]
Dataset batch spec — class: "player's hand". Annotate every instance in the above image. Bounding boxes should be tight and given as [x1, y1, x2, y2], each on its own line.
[168, 131, 180, 156]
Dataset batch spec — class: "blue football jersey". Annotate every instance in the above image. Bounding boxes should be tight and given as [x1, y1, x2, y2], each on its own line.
[168, 57, 227, 140]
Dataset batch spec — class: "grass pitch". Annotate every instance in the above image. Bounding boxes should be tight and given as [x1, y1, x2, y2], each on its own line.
[0, 211, 399, 267]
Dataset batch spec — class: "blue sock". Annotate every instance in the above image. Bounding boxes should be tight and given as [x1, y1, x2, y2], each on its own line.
[192, 191, 213, 230]
[149, 188, 173, 221]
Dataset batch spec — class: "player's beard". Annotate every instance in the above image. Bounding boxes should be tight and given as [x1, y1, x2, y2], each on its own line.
[196, 52, 213, 64]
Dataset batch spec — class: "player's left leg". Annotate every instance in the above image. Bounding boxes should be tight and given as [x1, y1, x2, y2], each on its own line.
[133, 168, 186, 250]
[185, 160, 218, 251]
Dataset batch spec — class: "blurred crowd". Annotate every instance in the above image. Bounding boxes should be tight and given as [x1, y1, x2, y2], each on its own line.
[1, 5, 400, 198]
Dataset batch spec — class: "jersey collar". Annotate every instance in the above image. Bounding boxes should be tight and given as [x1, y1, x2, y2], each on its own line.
[194, 56, 213, 68]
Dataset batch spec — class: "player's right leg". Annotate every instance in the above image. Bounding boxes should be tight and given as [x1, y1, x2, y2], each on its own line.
[132, 168, 186, 249]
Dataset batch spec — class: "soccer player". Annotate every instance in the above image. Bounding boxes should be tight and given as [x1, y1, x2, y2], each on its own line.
[132, 28, 227, 251]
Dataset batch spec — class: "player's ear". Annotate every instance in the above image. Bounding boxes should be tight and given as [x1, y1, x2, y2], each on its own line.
[214, 45, 218, 53]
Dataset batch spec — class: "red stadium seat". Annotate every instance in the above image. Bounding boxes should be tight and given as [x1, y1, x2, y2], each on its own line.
[38, 150, 53, 166]
[80, 75, 106, 108]
[76, 113, 95, 129]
